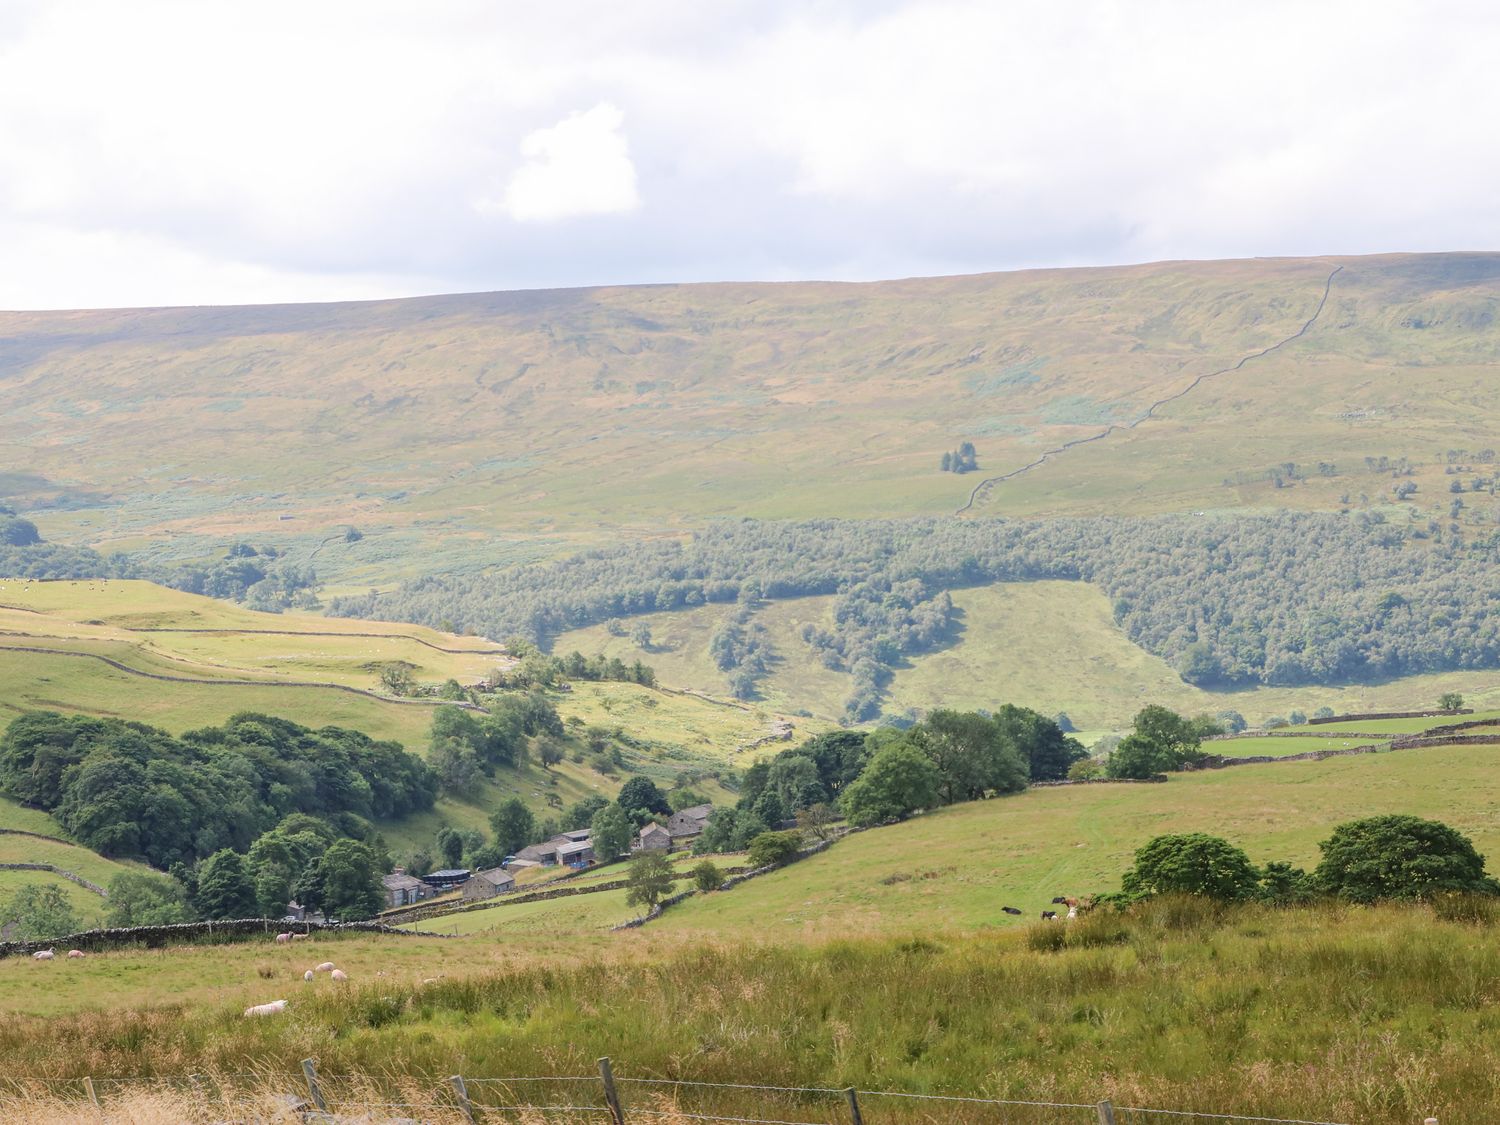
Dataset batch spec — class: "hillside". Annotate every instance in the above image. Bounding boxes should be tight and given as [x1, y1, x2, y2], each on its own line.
[5, 253, 1499, 583]
[555, 582, 1500, 728]
[0, 579, 812, 861]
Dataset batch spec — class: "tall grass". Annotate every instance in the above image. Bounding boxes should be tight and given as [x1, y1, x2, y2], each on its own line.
[0, 902, 1493, 1122]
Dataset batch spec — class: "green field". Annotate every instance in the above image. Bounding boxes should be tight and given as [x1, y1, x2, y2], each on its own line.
[654, 744, 1500, 940]
[558, 582, 1500, 728]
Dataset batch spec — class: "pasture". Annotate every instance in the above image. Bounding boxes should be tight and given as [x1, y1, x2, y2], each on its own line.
[557, 581, 1500, 728]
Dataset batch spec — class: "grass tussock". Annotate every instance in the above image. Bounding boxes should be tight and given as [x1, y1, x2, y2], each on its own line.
[0, 903, 1498, 1121]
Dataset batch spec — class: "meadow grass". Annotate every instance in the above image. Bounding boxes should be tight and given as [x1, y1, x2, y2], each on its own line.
[0, 903, 1496, 1121]
[557, 582, 1500, 729]
[657, 745, 1500, 939]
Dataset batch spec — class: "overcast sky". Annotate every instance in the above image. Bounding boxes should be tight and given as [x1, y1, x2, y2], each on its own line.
[2, 0, 1496, 309]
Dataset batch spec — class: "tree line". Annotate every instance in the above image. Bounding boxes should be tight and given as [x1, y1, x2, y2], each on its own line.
[328, 512, 1500, 720]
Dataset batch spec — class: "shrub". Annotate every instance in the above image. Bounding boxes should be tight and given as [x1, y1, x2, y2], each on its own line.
[691, 861, 724, 893]
[747, 830, 804, 869]
[1315, 815, 1499, 902]
[1067, 758, 1103, 781]
[1066, 910, 1131, 948]
[1121, 833, 1262, 902]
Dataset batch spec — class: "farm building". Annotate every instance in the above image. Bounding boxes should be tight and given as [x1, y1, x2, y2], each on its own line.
[636, 823, 672, 851]
[667, 804, 713, 840]
[381, 870, 430, 909]
[557, 839, 596, 867]
[423, 868, 472, 891]
[462, 867, 517, 902]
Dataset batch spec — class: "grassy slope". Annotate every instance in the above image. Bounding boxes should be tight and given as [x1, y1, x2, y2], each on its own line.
[4, 253, 1498, 582]
[557, 583, 1500, 728]
[0, 908, 1496, 1121]
[0, 580, 787, 865]
[657, 744, 1500, 940]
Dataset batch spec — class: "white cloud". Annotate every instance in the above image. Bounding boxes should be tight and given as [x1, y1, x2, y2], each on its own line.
[489, 103, 641, 223]
[1, 0, 1499, 308]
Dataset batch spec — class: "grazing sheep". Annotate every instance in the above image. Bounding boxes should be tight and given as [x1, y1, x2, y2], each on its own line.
[32, 949, 54, 961]
[275, 932, 293, 944]
[304, 970, 314, 982]
[1067, 906, 1078, 919]
[67, 950, 85, 959]
[314, 962, 336, 973]
[243, 1000, 288, 1018]
[1041, 911, 1058, 921]
[1001, 906, 1022, 916]
[291, 933, 309, 941]
[330, 969, 348, 982]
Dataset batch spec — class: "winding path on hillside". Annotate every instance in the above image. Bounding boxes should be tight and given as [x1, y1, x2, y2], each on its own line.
[956, 264, 1344, 514]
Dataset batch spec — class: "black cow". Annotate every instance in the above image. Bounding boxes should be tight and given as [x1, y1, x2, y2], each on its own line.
[1001, 906, 1022, 916]
[1041, 910, 1057, 920]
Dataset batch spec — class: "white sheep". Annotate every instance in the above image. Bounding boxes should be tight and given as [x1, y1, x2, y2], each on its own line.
[1067, 906, 1078, 919]
[330, 969, 348, 982]
[275, 932, 293, 944]
[304, 970, 314, 982]
[32, 949, 54, 961]
[291, 933, 309, 941]
[243, 999, 288, 1018]
[67, 950, 85, 959]
[314, 961, 336, 973]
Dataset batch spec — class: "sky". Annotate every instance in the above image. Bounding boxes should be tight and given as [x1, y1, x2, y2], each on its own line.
[1, 0, 1496, 309]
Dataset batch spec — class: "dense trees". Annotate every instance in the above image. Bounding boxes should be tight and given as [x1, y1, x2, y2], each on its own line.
[195, 850, 257, 919]
[0, 712, 435, 869]
[331, 512, 1500, 720]
[617, 777, 671, 826]
[104, 872, 194, 926]
[590, 802, 632, 861]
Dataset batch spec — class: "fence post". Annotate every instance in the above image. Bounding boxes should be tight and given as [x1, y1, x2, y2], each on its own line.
[845, 1087, 864, 1125]
[450, 1074, 477, 1124]
[302, 1058, 329, 1113]
[82, 1076, 100, 1111]
[598, 1056, 626, 1124]
[1096, 1100, 1116, 1125]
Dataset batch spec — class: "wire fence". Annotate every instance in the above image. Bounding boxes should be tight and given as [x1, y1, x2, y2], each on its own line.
[0, 1059, 1354, 1125]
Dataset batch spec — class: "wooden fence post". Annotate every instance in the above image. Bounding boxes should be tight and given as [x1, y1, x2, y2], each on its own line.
[82, 1076, 100, 1111]
[450, 1074, 477, 1124]
[598, 1057, 626, 1124]
[845, 1086, 864, 1125]
[1096, 1100, 1116, 1125]
[302, 1058, 328, 1113]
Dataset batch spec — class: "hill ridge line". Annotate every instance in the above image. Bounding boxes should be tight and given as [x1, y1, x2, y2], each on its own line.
[957, 263, 1344, 513]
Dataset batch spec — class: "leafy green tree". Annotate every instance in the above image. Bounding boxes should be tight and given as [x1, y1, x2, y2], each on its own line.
[590, 802, 632, 861]
[919, 710, 1028, 803]
[668, 788, 708, 813]
[194, 850, 258, 919]
[1106, 705, 1206, 779]
[1067, 758, 1103, 780]
[838, 742, 940, 827]
[104, 872, 194, 926]
[308, 839, 385, 920]
[565, 794, 611, 830]
[436, 827, 464, 869]
[1259, 861, 1314, 905]
[691, 860, 723, 892]
[992, 704, 1086, 782]
[1311, 706, 1336, 721]
[1314, 815, 1498, 902]
[748, 830, 804, 868]
[617, 776, 671, 825]
[625, 851, 676, 911]
[1120, 834, 1262, 901]
[1439, 691, 1465, 712]
[378, 662, 416, 696]
[430, 737, 483, 795]
[1215, 710, 1247, 733]
[2, 883, 81, 940]
[489, 797, 536, 855]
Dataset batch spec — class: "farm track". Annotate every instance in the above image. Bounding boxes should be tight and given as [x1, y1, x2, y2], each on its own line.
[957, 264, 1344, 513]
